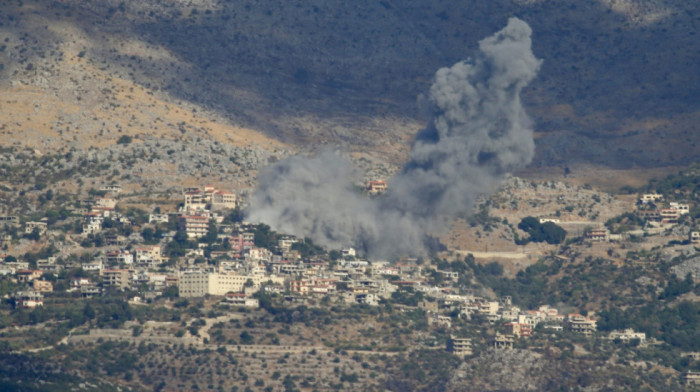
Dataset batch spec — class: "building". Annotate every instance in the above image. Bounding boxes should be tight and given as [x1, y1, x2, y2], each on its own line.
[640, 194, 663, 203]
[608, 329, 645, 344]
[566, 314, 597, 335]
[691, 231, 700, 244]
[0, 215, 20, 227]
[134, 245, 162, 266]
[447, 335, 473, 357]
[149, 214, 169, 224]
[586, 228, 608, 242]
[211, 191, 237, 210]
[366, 180, 387, 195]
[669, 202, 690, 215]
[105, 250, 133, 265]
[16, 269, 43, 283]
[179, 215, 209, 238]
[101, 269, 130, 290]
[33, 280, 53, 293]
[178, 271, 281, 297]
[493, 333, 514, 349]
[15, 291, 43, 308]
[681, 372, 700, 386]
[94, 197, 117, 209]
[504, 322, 532, 338]
[659, 209, 681, 223]
[183, 191, 207, 211]
[24, 221, 47, 235]
[100, 184, 122, 194]
[539, 218, 560, 224]
[223, 293, 259, 308]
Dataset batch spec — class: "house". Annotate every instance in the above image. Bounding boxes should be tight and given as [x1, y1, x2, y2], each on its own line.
[24, 221, 47, 235]
[342, 248, 356, 258]
[428, 313, 452, 329]
[149, 214, 169, 224]
[133, 245, 162, 266]
[83, 259, 103, 271]
[0, 215, 20, 227]
[70, 278, 92, 290]
[681, 372, 700, 386]
[14, 291, 43, 308]
[690, 231, 700, 244]
[366, 180, 387, 195]
[105, 250, 133, 265]
[539, 218, 560, 224]
[437, 270, 459, 282]
[223, 293, 259, 308]
[640, 194, 663, 203]
[37, 257, 61, 273]
[669, 202, 690, 215]
[608, 329, 646, 344]
[586, 228, 608, 242]
[447, 335, 473, 357]
[100, 185, 122, 194]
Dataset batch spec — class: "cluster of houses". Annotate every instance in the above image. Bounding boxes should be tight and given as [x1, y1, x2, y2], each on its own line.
[581, 194, 695, 243]
[0, 183, 664, 360]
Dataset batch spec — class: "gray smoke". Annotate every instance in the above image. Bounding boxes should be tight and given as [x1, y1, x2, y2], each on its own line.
[247, 18, 542, 259]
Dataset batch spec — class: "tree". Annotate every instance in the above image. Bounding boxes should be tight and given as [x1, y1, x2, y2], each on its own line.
[141, 227, 156, 243]
[116, 135, 132, 144]
[203, 221, 218, 244]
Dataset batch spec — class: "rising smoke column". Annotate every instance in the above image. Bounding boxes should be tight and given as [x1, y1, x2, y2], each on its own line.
[247, 18, 541, 259]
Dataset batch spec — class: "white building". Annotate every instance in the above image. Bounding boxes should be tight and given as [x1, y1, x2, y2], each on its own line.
[149, 214, 169, 224]
[178, 271, 283, 298]
[608, 329, 646, 343]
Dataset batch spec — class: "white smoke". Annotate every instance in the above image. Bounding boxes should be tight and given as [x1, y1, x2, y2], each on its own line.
[247, 18, 542, 259]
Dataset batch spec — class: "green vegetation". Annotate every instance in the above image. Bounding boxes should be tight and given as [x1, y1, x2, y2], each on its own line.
[116, 135, 132, 144]
[515, 217, 567, 245]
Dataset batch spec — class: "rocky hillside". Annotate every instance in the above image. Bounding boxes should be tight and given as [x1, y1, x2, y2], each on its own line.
[0, 0, 697, 174]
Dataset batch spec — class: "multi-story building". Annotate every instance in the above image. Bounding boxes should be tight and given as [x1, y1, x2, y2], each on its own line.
[493, 333, 514, 349]
[16, 269, 43, 283]
[211, 191, 237, 210]
[179, 215, 209, 238]
[566, 313, 597, 335]
[134, 245, 162, 266]
[447, 336, 473, 357]
[101, 269, 131, 290]
[178, 271, 281, 298]
[659, 208, 681, 223]
[184, 191, 207, 211]
[14, 291, 44, 308]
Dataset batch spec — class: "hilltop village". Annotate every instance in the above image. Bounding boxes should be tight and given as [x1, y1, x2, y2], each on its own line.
[0, 168, 699, 391]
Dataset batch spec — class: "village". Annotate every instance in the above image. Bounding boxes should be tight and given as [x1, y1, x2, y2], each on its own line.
[0, 177, 698, 389]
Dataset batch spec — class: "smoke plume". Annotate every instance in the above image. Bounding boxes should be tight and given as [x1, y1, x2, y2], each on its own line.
[247, 18, 542, 259]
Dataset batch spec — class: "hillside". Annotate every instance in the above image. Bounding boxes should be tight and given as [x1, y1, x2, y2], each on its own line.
[0, 0, 698, 174]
